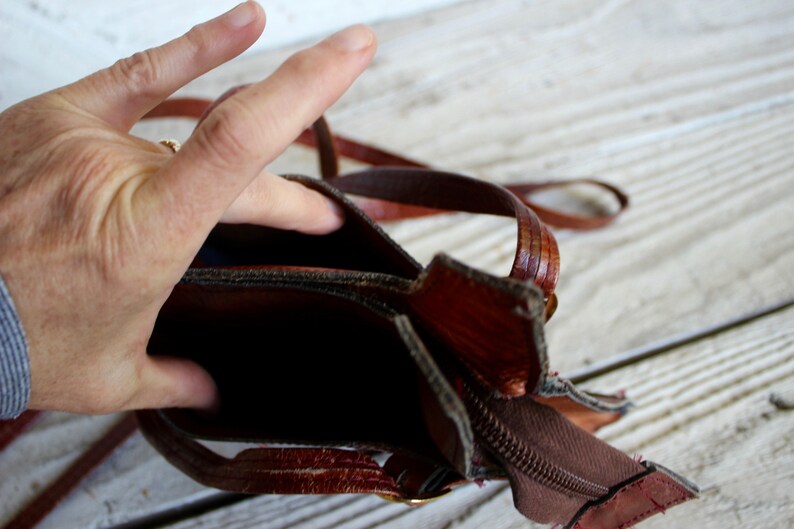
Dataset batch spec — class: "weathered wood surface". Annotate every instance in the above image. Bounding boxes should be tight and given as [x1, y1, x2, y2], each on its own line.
[0, 0, 466, 108]
[1, 0, 793, 527]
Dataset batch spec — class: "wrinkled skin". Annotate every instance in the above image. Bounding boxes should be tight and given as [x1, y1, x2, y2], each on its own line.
[0, 1, 376, 414]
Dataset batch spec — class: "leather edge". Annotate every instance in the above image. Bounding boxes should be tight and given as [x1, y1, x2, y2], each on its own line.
[565, 461, 699, 529]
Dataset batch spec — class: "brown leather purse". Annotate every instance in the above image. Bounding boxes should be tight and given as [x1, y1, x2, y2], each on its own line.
[131, 88, 698, 528]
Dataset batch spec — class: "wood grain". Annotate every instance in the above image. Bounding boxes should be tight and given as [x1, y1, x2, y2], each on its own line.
[2, 0, 793, 527]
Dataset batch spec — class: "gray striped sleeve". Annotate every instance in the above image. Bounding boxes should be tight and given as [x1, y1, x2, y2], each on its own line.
[0, 272, 30, 419]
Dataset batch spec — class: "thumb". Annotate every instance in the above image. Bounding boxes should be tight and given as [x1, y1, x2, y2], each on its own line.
[131, 356, 219, 411]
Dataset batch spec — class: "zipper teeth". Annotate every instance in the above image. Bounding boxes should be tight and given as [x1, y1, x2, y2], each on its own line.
[467, 391, 609, 499]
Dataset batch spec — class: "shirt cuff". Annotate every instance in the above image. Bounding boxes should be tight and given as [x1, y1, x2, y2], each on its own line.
[0, 272, 30, 419]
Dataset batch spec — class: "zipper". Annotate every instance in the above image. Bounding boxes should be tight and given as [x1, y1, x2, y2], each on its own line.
[464, 385, 609, 499]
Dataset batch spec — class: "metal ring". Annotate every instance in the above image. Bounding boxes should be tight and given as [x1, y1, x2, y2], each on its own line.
[158, 139, 181, 153]
[376, 488, 452, 506]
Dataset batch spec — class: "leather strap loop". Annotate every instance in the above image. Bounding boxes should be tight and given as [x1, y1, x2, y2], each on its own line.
[136, 410, 407, 499]
[325, 168, 558, 294]
[295, 113, 628, 230]
[144, 94, 560, 297]
[507, 179, 629, 231]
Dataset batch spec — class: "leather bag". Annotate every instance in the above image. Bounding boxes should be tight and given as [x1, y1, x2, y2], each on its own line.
[134, 87, 698, 529]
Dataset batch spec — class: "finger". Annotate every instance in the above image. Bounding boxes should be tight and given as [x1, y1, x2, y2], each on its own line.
[130, 356, 219, 410]
[221, 171, 344, 234]
[143, 24, 375, 248]
[61, 1, 265, 130]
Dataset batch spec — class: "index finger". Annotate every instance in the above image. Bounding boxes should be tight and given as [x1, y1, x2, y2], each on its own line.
[139, 25, 376, 252]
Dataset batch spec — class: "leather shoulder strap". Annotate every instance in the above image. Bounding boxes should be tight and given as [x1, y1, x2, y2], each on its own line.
[301, 109, 628, 230]
[0, 410, 42, 451]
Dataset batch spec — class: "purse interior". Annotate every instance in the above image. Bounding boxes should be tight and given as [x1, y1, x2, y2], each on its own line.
[150, 283, 437, 456]
[197, 212, 420, 278]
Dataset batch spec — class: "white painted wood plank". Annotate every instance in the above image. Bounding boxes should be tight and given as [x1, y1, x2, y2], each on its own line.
[147, 304, 794, 529]
[0, 413, 119, 513]
[0, 0, 466, 108]
[2, 0, 794, 527]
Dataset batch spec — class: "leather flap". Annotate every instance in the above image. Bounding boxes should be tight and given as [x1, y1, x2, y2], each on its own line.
[408, 254, 549, 397]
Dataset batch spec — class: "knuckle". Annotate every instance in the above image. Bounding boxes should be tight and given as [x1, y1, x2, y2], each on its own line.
[196, 101, 260, 166]
[281, 50, 326, 93]
[113, 50, 162, 95]
[183, 24, 212, 60]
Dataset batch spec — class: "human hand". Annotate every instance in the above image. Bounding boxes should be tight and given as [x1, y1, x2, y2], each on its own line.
[0, 1, 376, 414]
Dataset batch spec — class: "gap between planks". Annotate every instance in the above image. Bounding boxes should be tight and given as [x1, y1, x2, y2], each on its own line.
[566, 297, 794, 383]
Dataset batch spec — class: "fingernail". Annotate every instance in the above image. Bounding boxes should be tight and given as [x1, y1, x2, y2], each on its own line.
[327, 24, 374, 52]
[225, 1, 259, 28]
